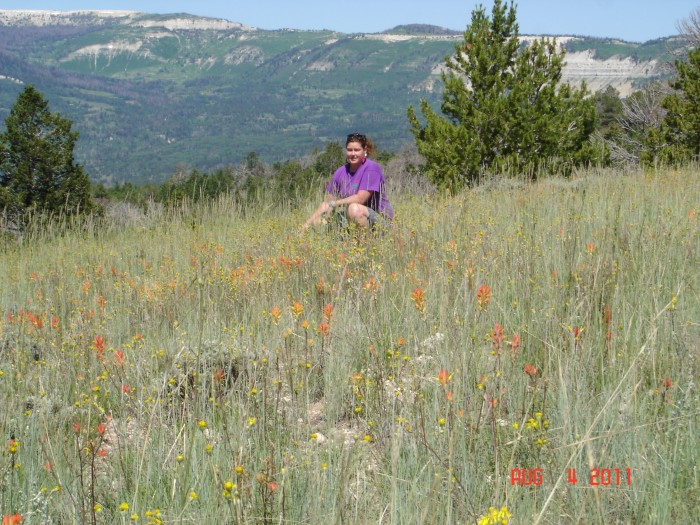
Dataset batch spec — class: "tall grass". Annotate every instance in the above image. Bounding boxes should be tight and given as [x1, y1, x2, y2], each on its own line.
[0, 166, 698, 524]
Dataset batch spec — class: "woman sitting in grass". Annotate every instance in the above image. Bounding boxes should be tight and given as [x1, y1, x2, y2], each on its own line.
[301, 132, 393, 231]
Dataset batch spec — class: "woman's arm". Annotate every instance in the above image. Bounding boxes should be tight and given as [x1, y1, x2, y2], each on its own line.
[300, 194, 335, 231]
[300, 189, 373, 231]
[330, 190, 371, 208]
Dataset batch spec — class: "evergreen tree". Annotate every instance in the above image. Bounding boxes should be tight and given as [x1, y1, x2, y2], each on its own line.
[655, 46, 700, 164]
[596, 86, 624, 138]
[407, 0, 597, 190]
[313, 142, 344, 178]
[0, 85, 93, 219]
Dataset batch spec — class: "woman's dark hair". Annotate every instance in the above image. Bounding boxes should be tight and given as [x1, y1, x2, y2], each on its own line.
[346, 132, 376, 157]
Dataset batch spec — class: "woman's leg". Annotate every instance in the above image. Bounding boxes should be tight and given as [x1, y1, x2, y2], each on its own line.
[346, 202, 370, 227]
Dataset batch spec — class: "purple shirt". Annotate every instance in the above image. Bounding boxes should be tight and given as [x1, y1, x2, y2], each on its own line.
[326, 158, 394, 219]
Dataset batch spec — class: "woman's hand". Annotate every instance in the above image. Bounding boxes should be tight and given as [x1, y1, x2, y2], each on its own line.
[300, 199, 335, 232]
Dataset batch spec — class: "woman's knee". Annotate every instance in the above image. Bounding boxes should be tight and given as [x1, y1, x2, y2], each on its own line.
[347, 203, 367, 221]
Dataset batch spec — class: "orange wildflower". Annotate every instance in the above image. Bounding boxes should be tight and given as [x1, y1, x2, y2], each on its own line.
[270, 307, 282, 324]
[2, 515, 22, 525]
[93, 336, 106, 361]
[323, 303, 334, 323]
[411, 288, 426, 314]
[27, 312, 43, 329]
[363, 276, 381, 293]
[491, 323, 505, 350]
[476, 284, 491, 309]
[523, 363, 537, 378]
[509, 333, 521, 352]
[438, 369, 450, 386]
[656, 377, 674, 403]
[96, 423, 106, 435]
[317, 322, 330, 337]
[291, 300, 304, 319]
[316, 276, 329, 295]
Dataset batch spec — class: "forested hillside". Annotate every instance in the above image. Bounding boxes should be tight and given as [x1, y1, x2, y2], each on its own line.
[0, 11, 686, 184]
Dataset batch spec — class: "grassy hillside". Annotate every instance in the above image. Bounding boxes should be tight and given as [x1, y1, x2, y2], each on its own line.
[0, 166, 698, 523]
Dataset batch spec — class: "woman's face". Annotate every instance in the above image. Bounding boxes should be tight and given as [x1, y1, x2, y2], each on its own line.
[346, 140, 366, 170]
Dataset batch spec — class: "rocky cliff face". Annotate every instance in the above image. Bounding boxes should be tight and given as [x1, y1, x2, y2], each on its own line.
[0, 10, 253, 30]
[0, 10, 138, 26]
[563, 50, 668, 97]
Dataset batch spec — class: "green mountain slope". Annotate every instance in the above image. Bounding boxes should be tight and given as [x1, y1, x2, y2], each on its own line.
[0, 11, 686, 185]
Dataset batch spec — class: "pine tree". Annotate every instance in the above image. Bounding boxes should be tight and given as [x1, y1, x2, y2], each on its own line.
[596, 86, 624, 137]
[407, 0, 597, 191]
[0, 85, 93, 220]
[654, 46, 700, 164]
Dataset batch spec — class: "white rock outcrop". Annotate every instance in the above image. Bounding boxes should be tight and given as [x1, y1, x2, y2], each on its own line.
[0, 10, 253, 31]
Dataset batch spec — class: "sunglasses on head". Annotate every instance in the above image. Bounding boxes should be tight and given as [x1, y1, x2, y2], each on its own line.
[346, 133, 366, 142]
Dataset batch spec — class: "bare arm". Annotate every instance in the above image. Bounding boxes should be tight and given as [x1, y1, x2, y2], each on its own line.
[300, 194, 335, 231]
[300, 190, 373, 231]
[332, 190, 371, 207]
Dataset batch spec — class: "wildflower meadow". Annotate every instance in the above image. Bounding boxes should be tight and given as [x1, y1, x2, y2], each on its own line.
[0, 166, 698, 523]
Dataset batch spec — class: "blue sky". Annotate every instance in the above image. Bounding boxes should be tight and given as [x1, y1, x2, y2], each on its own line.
[1, 1, 697, 42]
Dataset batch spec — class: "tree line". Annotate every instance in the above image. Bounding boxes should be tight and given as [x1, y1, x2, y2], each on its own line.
[2, 0, 700, 226]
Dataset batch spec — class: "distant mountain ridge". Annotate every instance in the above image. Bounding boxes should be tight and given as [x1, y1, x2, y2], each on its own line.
[0, 10, 251, 30]
[0, 10, 686, 185]
[383, 24, 462, 36]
